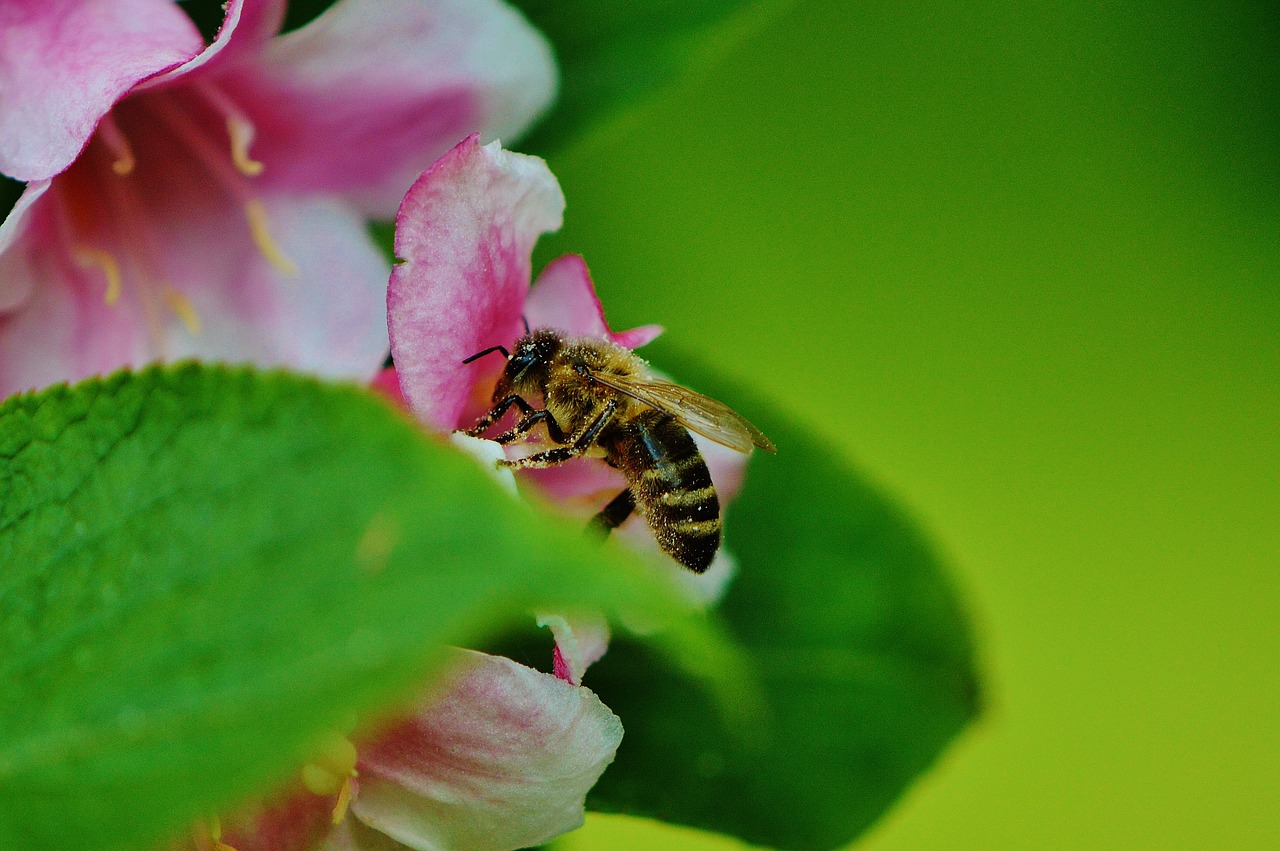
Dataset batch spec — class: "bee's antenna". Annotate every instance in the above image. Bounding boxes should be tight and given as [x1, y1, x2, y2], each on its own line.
[520, 314, 531, 335]
[462, 345, 510, 365]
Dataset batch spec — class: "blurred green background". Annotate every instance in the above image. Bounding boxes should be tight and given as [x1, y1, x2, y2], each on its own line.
[540, 1, 1279, 848]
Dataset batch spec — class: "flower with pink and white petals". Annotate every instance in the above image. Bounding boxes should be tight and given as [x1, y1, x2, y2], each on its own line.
[342, 649, 622, 851]
[193, 649, 621, 851]
[0, 0, 556, 398]
[386, 134, 750, 591]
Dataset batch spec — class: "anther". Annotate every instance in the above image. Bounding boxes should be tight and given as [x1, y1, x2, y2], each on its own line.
[97, 114, 136, 176]
[162, 288, 202, 334]
[73, 247, 123, 305]
[243, 200, 299, 277]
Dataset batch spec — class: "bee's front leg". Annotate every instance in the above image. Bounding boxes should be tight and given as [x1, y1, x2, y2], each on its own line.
[465, 395, 537, 437]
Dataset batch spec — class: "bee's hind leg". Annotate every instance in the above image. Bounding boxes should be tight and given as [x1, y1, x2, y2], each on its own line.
[587, 489, 636, 539]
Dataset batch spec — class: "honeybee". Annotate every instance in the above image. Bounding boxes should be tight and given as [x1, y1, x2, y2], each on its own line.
[463, 328, 775, 573]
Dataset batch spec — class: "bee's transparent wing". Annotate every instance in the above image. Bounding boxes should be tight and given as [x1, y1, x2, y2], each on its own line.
[587, 370, 776, 454]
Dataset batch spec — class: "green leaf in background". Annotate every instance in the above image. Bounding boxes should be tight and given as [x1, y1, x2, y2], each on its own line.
[583, 346, 983, 850]
[509, 0, 782, 156]
[0, 364, 737, 851]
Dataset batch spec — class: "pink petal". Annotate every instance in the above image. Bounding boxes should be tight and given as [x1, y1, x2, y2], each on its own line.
[314, 819, 410, 851]
[0, 192, 388, 398]
[0, 0, 203, 180]
[610, 323, 666, 351]
[388, 135, 564, 432]
[351, 649, 622, 851]
[525, 255, 663, 349]
[523, 459, 628, 513]
[139, 0, 287, 90]
[0, 214, 151, 397]
[370, 367, 408, 410]
[698, 432, 750, 505]
[221, 0, 556, 218]
[161, 194, 390, 382]
[214, 792, 334, 851]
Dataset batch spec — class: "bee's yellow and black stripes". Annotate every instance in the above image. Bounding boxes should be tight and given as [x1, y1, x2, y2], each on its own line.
[605, 409, 721, 572]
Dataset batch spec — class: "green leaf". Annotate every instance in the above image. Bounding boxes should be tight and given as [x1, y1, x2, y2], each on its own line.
[0, 364, 736, 851]
[510, 0, 782, 156]
[584, 346, 983, 850]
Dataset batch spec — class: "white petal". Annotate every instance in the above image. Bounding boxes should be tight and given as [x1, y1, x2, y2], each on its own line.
[535, 611, 611, 685]
[351, 649, 622, 851]
[448, 433, 518, 498]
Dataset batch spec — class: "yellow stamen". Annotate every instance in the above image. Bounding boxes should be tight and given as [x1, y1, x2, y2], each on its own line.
[227, 116, 264, 176]
[98, 114, 136, 176]
[331, 775, 356, 825]
[162, 287, 202, 335]
[243, 199, 299, 277]
[73, 246, 123, 305]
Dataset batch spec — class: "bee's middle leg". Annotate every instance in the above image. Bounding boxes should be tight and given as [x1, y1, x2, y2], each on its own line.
[501, 400, 618, 470]
[494, 409, 567, 445]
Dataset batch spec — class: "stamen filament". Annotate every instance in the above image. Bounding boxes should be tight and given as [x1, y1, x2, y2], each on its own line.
[162, 287, 202, 334]
[97, 151, 174, 355]
[332, 776, 355, 825]
[73, 246, 123, 305]
[227, 116, 265, 176]
[197, 84, 265, 177]
[148, 97, 299, 276]
[244, 199, 299, 277]
[97, 114, 136, 176]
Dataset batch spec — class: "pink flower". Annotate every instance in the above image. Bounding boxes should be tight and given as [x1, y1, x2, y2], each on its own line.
[385, 134, 750, 597]
[0, 0, 555, 397]
[189, 649, 622, 851]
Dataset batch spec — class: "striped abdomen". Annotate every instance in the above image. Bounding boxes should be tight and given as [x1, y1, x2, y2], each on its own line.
[606, 409, 721, 573]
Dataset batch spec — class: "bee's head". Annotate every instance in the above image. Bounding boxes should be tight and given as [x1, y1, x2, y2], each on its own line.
[465, 327, 563, 400]
[499, 328, 562, 397]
